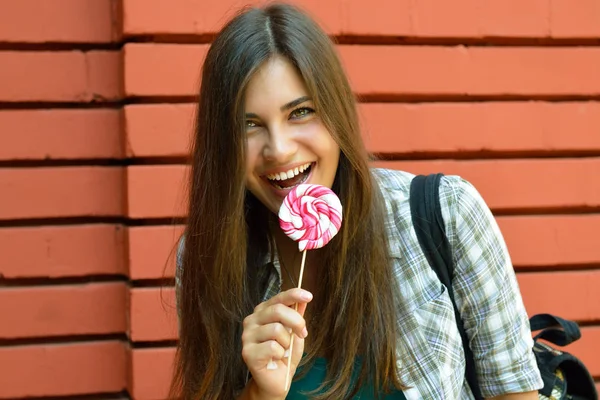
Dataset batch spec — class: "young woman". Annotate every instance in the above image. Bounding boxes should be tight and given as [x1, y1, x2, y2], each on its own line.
[171, 3, 543, 399]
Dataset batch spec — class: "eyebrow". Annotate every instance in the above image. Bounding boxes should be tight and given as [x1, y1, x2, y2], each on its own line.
[245, 96, 312, 119]
[280, 96, 312, 112]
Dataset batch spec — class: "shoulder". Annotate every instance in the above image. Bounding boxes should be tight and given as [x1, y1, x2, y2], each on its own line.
[369, 168, 414, 238]
[370, 167, 414, 195]
[370, 167, 477, 211]
[369, 168, 413, 216]
[371, 168, 490, 253]
[437, 174, 485, 210]
[436, 174, 495, 240]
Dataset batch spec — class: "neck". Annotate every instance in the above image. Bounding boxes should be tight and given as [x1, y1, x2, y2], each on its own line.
[268, 215, 298, 256]
[269, 218, 319, 292]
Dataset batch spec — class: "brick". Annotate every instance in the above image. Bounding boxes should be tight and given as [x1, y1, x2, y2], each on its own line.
[519, 271, 600, 323]
[128, 225, 183, 280]
[499, 216, 600, 268]
[125, 104, 194, 158]
[124, 44, 208, 98]
[0, 51, 122, 102]
[380, 159, 600, 211]
[0, 109, 123, 160]
[125, 160, 600, 218]
[551, 0, 600, 37]
[0, 341, 127, 398]
[124, 102, 600, 158]
[129, 287, 177, 342]
[0, 167, 124, 220]
[345, 0, 414, 36]
[126, 166, 187, 219]
[122, 0, 594, 38]
[129, 347, 175, 400]
[478, 0, 550, 37]
[123, 0, 344, 37]
[340, 46, 600, 97]
[0, 225, 126, 278]
[0, 283, 126, 339]
[362, 102, 600, 154]
[405, 0, 487, 37]
[351, 0, 550, 37]
[0, 0, 120, 43]
[124, 44, 600, 98]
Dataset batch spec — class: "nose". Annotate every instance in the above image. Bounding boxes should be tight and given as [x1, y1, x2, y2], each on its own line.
[262, 126, 297, 163]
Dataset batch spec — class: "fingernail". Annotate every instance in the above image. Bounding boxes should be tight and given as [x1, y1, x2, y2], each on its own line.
[302, 327, 308, 338]
[300, 291, 313, 301]
[283, 349, 290, 358]
[267, 360, 278, 370]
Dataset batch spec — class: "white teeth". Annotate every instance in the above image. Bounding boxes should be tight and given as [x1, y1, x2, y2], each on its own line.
[265, 163, 311, 181]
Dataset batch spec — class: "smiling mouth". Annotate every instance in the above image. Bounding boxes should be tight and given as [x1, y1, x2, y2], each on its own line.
[264, 162, 313, 190]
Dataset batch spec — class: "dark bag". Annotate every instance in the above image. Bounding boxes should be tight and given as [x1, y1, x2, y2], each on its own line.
[409, 173, 598, 400]
[530, 314, 598, 400]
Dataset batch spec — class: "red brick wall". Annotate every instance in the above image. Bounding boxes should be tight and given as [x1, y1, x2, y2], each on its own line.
[1, 1, 599, 399]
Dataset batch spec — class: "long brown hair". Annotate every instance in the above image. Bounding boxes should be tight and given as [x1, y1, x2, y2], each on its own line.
[171, 3, 403, 399]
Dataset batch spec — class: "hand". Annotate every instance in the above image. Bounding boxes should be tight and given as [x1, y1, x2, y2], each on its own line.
[241, 288, 313, 399]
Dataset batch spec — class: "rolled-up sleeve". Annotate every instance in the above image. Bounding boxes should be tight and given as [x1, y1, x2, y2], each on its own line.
[439, 176, 543, 397]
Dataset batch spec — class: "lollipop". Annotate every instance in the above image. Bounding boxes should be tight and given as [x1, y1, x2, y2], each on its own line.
[279, 184, 343, 252]
[273, 184, 343, 390]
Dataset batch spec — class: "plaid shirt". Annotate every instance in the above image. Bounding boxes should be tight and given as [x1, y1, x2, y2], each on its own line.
[256, 168, 543, 399]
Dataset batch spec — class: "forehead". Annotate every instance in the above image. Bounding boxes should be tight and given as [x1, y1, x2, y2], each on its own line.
[244, 56, 310, 111]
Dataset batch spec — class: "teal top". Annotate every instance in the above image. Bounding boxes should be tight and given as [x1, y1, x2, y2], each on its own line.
[287, 357, 407, 400]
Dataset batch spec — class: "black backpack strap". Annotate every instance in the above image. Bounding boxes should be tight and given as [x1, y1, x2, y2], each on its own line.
[529, 313, 581, 346]
[409, 173, 484, 400]
[409, 174, 454, 285]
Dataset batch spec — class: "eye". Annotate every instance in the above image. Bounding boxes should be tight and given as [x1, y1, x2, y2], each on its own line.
[246, 120, 258, 129]
[290, 107, 314, 120]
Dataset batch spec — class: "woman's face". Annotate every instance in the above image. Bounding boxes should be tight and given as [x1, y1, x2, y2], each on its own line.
[244, 55, 340, 214]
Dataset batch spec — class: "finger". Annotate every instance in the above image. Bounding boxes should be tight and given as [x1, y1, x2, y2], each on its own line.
[296, 301, 308, 317]
[242, 340, 286, 367]
[254, 303, 309, 339]
[290, 332, 305, 367]
[254, 288, 313, 313]
[248, 322, 293, 350]
[241, 301, 310, 348]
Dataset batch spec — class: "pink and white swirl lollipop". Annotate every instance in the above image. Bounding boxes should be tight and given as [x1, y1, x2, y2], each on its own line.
[276, 184, 343, 390]
[278, 184, 343, 252]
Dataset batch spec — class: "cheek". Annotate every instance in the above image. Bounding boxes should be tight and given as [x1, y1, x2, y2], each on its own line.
[301, 121, 336, 150]
[325, 134, 340, 156]
[313, 127, 340, 161]
[245, 139, 261, 173]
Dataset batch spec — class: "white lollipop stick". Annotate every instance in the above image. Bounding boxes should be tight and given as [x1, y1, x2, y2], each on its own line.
[284, 249, 307, 391]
